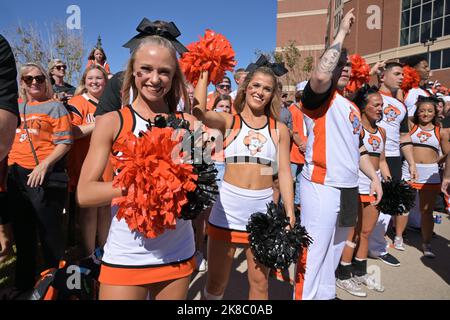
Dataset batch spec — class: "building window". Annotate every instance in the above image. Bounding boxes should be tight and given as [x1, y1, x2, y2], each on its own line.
[401, 0, 450, 46]
[420, 48, 450, 70]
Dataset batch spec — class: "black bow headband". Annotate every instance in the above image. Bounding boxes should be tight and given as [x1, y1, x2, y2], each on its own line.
[123, 18, 188, 55]
[245, 55, 288, 77]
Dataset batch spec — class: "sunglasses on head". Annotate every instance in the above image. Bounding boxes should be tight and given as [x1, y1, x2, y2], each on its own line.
[218, 84, 231, 90]
[22, 75, 46, 85]
[55, 65, 67, 71]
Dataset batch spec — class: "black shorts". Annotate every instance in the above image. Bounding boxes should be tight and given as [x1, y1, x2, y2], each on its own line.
[386, 156, 403, 182]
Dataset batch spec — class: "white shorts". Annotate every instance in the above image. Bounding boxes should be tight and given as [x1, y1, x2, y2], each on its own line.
[208, 180, 273, 232]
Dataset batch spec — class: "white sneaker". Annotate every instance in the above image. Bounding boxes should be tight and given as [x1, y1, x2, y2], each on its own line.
[336, 278, 367, 297]
[195, 251, 208, 272]
[394, 237, 405, 251]
[355, 274, 385, 292]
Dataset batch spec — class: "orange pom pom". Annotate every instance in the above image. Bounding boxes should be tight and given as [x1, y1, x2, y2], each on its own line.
[179, 29, 236, 86]
[346, 54, 371, 93]
[401, 66, 420, 92]
[111, 128, 198, 238]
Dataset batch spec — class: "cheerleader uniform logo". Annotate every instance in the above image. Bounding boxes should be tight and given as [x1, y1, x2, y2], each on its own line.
[384, 105, 401, 122]
[417, 131, 432, 143]
[349, 110, 361, 134]
[368, 135, 381, 151]
[244, 131, 267, 155]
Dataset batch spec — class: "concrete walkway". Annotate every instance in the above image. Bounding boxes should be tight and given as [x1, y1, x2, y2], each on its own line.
[188, 213, 450, 300]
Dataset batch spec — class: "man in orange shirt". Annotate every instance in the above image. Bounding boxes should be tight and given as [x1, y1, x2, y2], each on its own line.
[289, 82, 308, 210]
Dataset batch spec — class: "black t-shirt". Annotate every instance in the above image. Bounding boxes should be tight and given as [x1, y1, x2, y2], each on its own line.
[0, 35, 19, 126]
[442, 116, 450, 129]
[94, 71, 124, 117]
[300, 81, 333, 110]
[52, 82, 76, 96]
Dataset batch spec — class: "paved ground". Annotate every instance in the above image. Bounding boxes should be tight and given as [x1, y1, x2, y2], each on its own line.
[188, 212, 450, 300]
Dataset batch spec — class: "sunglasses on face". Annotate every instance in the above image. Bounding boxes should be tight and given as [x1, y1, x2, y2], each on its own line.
[281, 94, 288, 98]
[218, 84, 231, 90]
[22, 75, 46, 85]
[55, 65, 67, 71]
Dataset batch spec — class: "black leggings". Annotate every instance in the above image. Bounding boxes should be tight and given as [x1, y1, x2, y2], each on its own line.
[7, 164, 66, 290]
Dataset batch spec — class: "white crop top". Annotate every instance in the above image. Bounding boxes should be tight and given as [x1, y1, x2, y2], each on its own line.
[409, 124, 441, 154]
[361, 126, 386, 157]
[223, 114, 277, 166]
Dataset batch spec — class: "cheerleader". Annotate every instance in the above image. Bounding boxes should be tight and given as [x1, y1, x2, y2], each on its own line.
[193, 66, 295, 300]
[336, 86, 390, 297]
[77, 22, 198, 299]
[401, 96, 449, 258]
[86, 47, 111, 75]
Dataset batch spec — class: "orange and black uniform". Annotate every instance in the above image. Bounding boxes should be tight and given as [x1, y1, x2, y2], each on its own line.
[7, 99, 73, 291]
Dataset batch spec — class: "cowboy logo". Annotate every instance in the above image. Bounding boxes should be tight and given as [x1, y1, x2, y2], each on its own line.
[349, 110, 361, 134]
[243, 130, 267, 155]
[417, 131, 432, 143]
[384, 105, 401, 122]
[368, 135, 381, 152]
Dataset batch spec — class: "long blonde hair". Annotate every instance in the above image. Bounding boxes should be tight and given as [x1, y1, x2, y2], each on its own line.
[121, 36, 188, 113]
[233, 67, 280, 120]
[74, 64, 109, 96]
[19, 62, 54, 103]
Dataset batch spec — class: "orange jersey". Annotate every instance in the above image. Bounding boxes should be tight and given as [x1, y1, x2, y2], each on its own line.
[67, 94, 96, 190]
[8, 100, 73, 169]
[289, 103, 307, 164]
[87, 59, 111, 74]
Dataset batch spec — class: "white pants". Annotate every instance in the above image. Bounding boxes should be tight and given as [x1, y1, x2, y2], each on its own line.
[368, 212, 391, 257]
[294, 176, 351, 300]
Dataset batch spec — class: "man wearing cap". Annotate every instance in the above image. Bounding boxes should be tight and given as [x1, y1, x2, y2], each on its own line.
[206, 76, 233, 111]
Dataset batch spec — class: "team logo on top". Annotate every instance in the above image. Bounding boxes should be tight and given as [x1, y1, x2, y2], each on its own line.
[368, 135, 381, 151]
[244, 131, 267, 155]
[384, 105, 401, 122]
[349, 110, 361, 134]
[417, 131, 432, 143]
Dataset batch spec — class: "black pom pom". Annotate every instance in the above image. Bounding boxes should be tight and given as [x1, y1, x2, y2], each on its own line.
[154, 115, 167, 128]
[376, 180, 416, 215]
[246, 202, 312, 270]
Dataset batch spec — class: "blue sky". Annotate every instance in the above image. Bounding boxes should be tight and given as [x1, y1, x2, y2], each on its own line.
[0, 0, 277, 91]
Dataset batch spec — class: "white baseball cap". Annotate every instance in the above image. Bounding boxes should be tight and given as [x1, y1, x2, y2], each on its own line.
[296, 80, 308, 92]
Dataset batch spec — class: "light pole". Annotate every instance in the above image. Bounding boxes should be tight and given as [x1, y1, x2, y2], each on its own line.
[421, 37, 437, 61]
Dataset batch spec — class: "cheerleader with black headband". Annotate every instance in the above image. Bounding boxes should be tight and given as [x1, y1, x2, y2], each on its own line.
[77, 19, 199, 300]
[193, 56, 295, 300]
[401, 96, 450, 258]
[335, 85, 390, 297]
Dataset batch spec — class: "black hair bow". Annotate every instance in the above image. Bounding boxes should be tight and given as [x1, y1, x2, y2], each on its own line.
[123, 18, 188, 55]
[245, 55, 288, 77]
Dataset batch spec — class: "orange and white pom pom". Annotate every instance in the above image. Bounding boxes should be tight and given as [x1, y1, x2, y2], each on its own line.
[401, 66, 420, 92]
[346, 54, 371, 93]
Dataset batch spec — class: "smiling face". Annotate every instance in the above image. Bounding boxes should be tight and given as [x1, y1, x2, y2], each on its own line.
[133, 44, 176, 103]
[417, 102, 436, 125]
[21, 66, 47, 101]
[363, 93, 383, 123]
[245, 72, 275, 113]
[85, 68, 106, 99]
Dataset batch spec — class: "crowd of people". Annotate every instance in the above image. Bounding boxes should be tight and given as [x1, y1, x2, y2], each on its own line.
[0, 9, 449, 300]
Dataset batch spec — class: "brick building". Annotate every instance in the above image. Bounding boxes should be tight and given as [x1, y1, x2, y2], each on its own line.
[277, 0, 450, 88]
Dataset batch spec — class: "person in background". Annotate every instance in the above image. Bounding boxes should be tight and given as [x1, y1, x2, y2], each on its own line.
[177, 82, 194, 113]
[0, 35, 20, 264]
[206, 76, 232, 110]
[7, 62, 73, 292]
[230, 68, 248, 100]
[67, 65, 110, 258]
[48, 59, 76, 103]
[87, 47, 111, 75]
[403, 55, 431, 117]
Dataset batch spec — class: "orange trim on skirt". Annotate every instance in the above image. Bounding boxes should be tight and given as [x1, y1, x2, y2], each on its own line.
[98, 257, 195, 286]
[409, 182, 441, 191]
[359, 194, 376, 203]
[207, 223, 249, 244]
